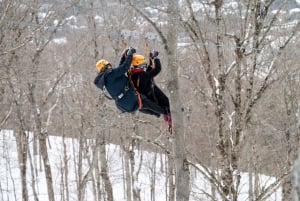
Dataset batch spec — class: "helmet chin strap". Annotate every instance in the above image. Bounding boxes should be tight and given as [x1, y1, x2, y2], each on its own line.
[136, 63, 147, 69]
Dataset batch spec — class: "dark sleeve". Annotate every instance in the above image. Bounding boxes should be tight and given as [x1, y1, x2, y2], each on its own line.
[111, 54, 133, 77]
[119, 49, 128, 65]
[119, 54, 126, 65]
[145, 58, 161, 78]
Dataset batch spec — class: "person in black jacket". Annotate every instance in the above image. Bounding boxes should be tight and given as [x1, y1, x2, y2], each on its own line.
[127, 51, 172, 132]
[94, 47, 165, 116]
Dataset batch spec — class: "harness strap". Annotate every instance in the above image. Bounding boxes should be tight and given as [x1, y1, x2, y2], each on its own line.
[102, 87, 114, 100]
[103, 82, 129, 101]
[128, 71, 143, 109]
[150, 82, 159, 104]
[137, 76, 140, 88]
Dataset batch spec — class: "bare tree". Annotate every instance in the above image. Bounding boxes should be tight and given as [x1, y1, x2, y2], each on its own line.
[98, 134, 114, 201]
[1, 1, 40, 200]
[179, 0, 299, 200]
[1, 1, 77, 200]
[281, 49, 300, 200]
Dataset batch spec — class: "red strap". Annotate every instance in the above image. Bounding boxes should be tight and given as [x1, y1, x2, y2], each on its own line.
[137, 76, 140, 88]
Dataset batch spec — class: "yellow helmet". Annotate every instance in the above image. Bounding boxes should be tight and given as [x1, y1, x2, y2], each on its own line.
[132, 54, 146, 67]
[96, 59, 110, 72]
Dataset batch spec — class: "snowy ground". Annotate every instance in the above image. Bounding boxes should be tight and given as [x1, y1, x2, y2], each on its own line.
[0, 130, 281, 201]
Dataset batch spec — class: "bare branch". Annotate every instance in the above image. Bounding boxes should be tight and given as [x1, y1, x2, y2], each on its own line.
[42, 71, 67, 106]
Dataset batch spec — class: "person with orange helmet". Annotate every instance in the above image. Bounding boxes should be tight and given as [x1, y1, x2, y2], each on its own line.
[94, 47, 139, 113]
[127, 50, 172, 132]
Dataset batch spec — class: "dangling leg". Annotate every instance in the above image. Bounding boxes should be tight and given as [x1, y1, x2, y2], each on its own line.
[151, 86, 172, 133]
[152, 86, 171, 115]
[139, 97, 165, 117]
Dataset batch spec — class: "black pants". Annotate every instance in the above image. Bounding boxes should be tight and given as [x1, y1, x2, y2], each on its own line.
[147, 86, 171, 115]
[139, 98, 165, 117]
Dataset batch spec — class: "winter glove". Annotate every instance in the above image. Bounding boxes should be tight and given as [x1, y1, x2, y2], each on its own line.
[148, 50, 159, 71]
[126, 47, 136, 56]
[150, 50, 159, 59]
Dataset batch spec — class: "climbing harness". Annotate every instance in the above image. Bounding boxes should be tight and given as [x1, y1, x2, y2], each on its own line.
[101, 81, 130, 101]
[127, 70, 143, 109]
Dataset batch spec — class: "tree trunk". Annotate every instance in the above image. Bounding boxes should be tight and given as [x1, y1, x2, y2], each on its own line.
[168, 156, 175, 201]
[39, 133, 55, 201]
[77, 129, 85, 201]
[123, 140, 132, 201]
[166, 1, 190, 200]
[28, 85, 55, 201]
[27, 142, 39, 201]
[63, 137, 70, 201]
[150, 152, 157, 201]
[99, 135, 114, 201]
[294, 156, 300, 201]
[15, 131, 29, 201]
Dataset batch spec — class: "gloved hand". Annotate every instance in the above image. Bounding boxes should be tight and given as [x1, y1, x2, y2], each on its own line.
[126, 47, 136, 56]
[150, 50, 159, 59]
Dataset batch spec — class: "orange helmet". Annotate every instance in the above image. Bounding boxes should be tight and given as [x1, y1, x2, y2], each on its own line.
[132, 54, 146, 67]
[96, 59, 110, 72]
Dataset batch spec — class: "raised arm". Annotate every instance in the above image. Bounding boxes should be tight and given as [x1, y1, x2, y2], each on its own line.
[112, 47, 136, 77]
[147, 58, 161, 77]
[145, 51, 161, 78]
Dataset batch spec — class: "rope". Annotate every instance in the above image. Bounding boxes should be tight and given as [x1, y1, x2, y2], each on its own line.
[121, 38, 127, 49]
[144, 41, 150, 57]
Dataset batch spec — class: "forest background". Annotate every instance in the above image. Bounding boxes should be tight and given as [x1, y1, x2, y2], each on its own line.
[1, 0, 300, 201]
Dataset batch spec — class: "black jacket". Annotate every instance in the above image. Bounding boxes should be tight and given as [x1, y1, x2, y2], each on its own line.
[130, 58, 170, 115]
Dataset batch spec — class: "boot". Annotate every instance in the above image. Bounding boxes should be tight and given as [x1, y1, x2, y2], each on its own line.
[163, 114, 172, 133]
